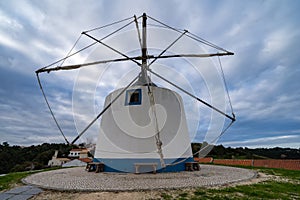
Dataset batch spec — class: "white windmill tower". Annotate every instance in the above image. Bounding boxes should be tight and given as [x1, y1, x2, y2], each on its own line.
[36, 13, 235, 173]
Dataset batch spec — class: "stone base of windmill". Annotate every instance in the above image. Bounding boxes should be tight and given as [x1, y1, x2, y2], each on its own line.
[85, 162, 105, 173]
[184, 162, 200, 171]
[23, 165, 257, 191]
[84, 161, 200, 174]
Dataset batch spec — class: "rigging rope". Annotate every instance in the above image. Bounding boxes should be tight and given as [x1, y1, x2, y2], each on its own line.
[85, 16, 135, 33]
[147, 15, 230, 53]
[186, 32, 229, 53]
[142, 38, 165, 167]
[144, 45, 165, 167]
[134, 15, 143, 49]
[36, 73, 70, 144]
[148, 90, 165, 168]
[148, 30, 188, 68]
[36, 41, 98, 73]
[59, 34, 82, 67]
[218, 56, 234, 115]
[147, 22, 231, 53]
[82, 32, 142, 66]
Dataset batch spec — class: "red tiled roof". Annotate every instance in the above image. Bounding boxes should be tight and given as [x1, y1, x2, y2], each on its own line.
[78, 158, 92, 163]
[194, 157, 213, 163]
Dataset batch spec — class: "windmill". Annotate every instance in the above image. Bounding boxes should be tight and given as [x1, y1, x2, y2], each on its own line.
[36, 13, 235, 173]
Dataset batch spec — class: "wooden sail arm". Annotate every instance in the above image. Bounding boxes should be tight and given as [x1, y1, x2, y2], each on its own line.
[152, 52, 234, 58]
[35, 57, 139, 73]
[35, 52, 234, 74]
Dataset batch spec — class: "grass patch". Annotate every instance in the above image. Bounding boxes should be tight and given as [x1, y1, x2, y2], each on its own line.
[161, 192, 172, 200]
[0, 171, 33, 191]
[187, 181, 300, 199]
[258, 168, 300, 181]
[166, 167, 300, 200]
[206, 180, 299, 200]
[212, 163, 300, 181]
[177, 192, 189, 199]
[0, 167, 61, 192]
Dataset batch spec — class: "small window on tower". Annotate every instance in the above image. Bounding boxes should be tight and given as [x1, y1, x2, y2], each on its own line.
[125, 89, 142, 105]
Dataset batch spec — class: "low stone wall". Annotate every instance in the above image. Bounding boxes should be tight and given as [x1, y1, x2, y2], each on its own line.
[194, 157, 300, 170]
[194, 157, 213, 163]
[253, 159, 300, 170]
[213, 159, 253, 166]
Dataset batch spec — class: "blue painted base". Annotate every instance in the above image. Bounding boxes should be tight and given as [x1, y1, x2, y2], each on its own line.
[92, 157, 194, 173]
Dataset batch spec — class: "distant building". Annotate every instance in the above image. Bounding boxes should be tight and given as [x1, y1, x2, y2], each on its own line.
[68, 148, 89, 159]
[48, 148, 92, 167]
[48, 150, 70, 167]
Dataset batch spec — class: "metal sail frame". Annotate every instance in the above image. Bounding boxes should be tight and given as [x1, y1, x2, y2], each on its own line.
[36, 13, 236, 146]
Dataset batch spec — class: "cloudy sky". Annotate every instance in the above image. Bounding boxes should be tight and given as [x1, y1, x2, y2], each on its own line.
[0, 0, 299, 148]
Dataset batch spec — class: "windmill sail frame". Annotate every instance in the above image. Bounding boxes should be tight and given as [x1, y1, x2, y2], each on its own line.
[35, 13, 235, 172]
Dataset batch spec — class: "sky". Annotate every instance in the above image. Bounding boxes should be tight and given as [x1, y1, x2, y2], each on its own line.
[0, 0, 299, 149]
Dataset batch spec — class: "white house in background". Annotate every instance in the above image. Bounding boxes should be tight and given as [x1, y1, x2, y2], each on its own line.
[68, 148, 89, 158]
[48, 150, 70, 167]
[48, 148, 92, 167]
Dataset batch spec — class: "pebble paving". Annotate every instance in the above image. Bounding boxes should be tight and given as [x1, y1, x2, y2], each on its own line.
[23, 165, 256, 192]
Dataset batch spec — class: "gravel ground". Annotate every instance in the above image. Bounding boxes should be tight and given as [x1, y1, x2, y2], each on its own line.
[23, 165, 256, 192]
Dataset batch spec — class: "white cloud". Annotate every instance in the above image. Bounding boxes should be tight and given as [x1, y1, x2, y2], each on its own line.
[0, 10, 23, 31]
[260, 28, 300, 63]
[0, 31, 27, 53]
[222, 134, 300, 148]
[0, 0, 300, 148]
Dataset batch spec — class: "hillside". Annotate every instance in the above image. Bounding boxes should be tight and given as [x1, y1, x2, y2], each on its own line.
[0, 142, 299, 174]
[191, 143, 300, 159]
[0, 142, 73, 174]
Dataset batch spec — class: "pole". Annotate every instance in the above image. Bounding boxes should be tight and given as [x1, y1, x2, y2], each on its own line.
[141, 13, 148, 83]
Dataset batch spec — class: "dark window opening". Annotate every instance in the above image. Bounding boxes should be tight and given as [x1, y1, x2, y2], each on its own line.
[125, 89, 142, 105]
[130, 92, 140, 103]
